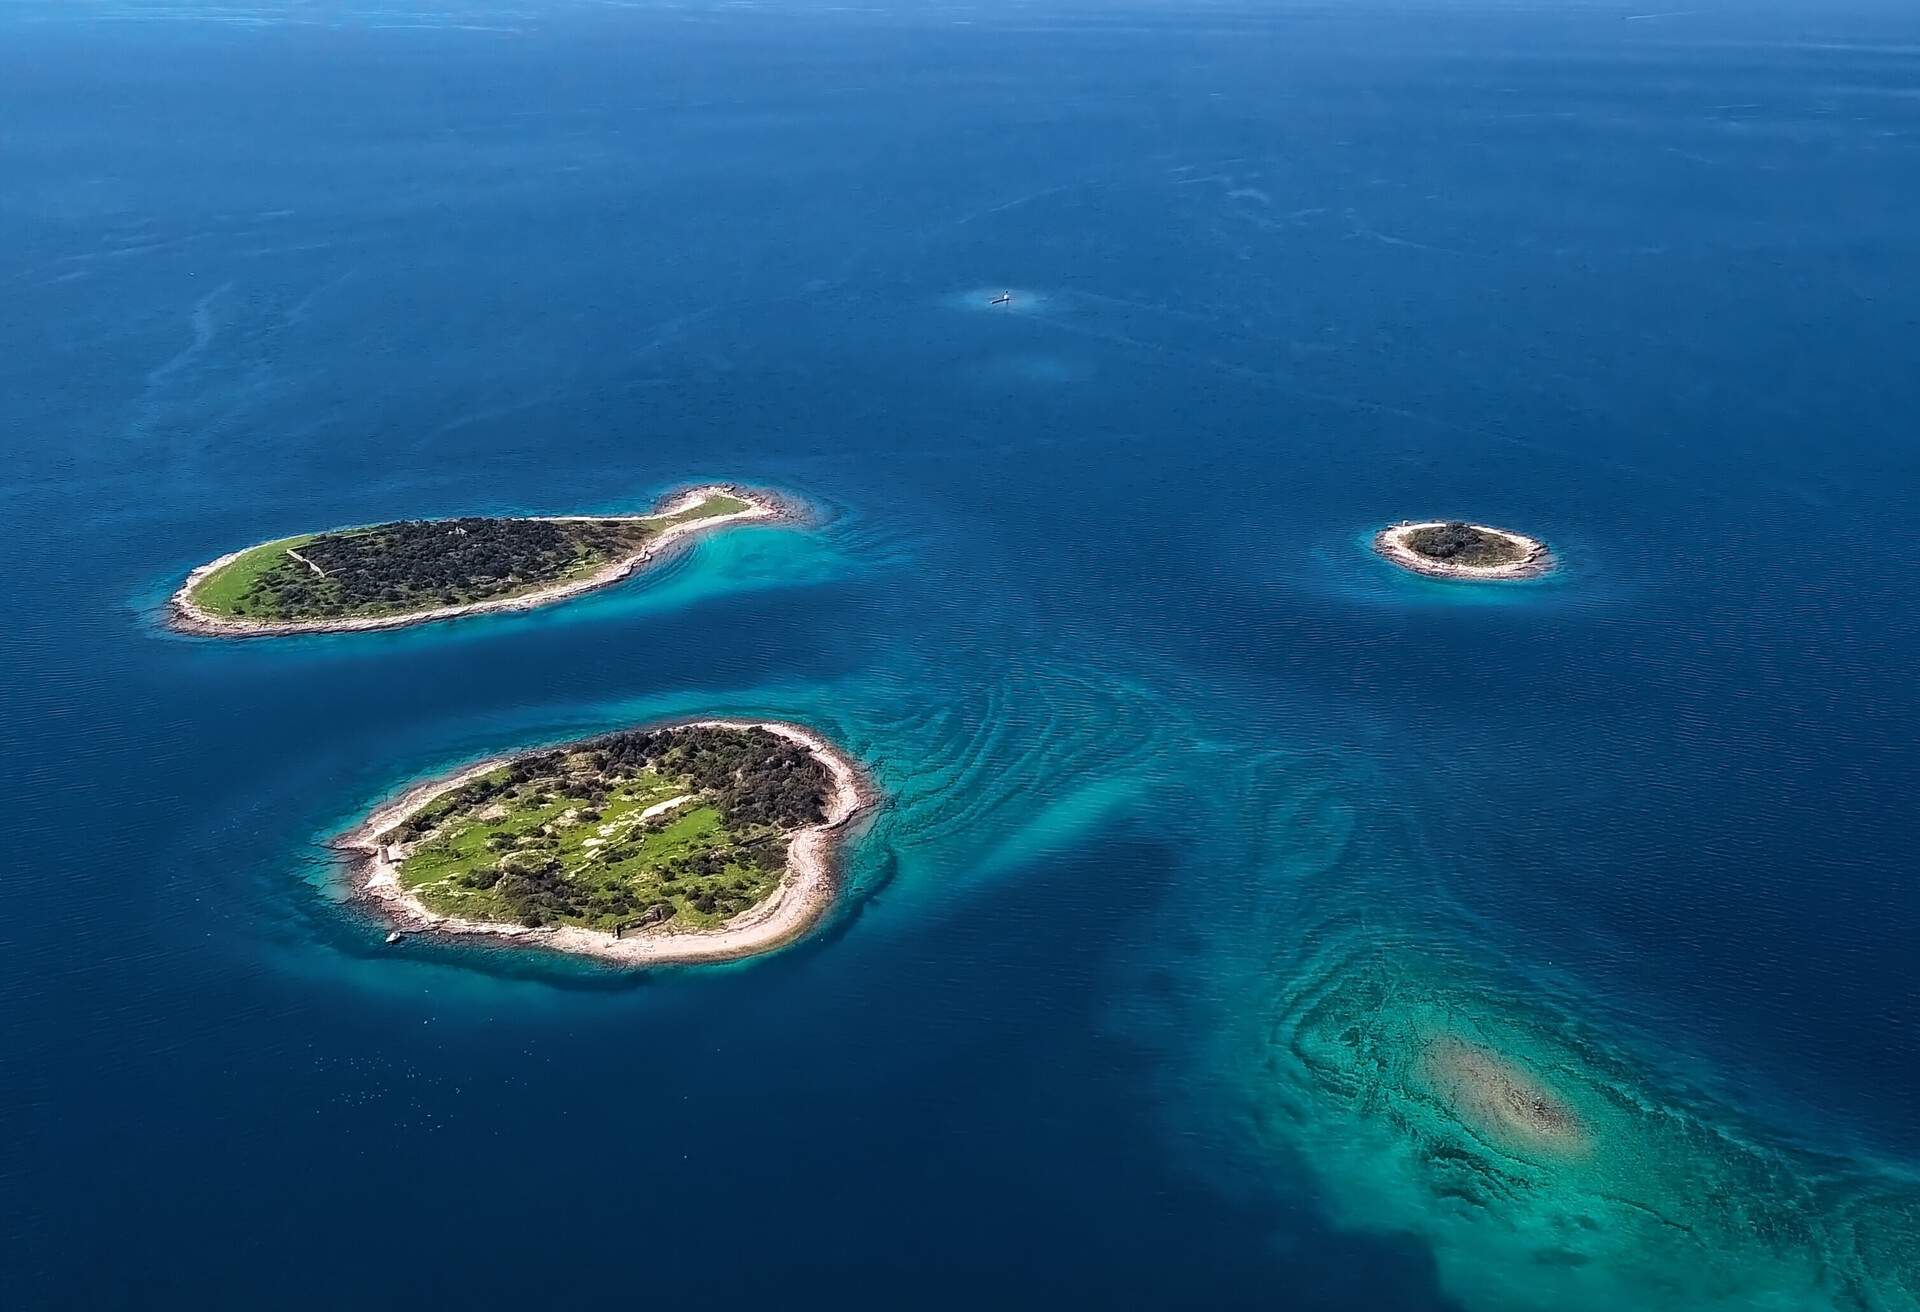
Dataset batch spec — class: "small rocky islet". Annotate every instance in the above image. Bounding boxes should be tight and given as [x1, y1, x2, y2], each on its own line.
[1374, 519, 1552, 581]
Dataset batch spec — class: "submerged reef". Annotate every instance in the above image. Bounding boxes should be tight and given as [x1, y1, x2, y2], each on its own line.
[1257, 943, 1920, 1311]
[1112, 743, 1919, 1311]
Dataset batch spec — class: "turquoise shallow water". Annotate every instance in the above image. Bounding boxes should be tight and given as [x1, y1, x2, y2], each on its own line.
[6, 1, 1920, 1307]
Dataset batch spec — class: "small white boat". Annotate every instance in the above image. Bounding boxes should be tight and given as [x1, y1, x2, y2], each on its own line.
[990, 291, 1012, 306]
[385, 930, 405, 945]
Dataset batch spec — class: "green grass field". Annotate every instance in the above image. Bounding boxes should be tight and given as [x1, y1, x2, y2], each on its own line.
[188, 534, 316, 615]
[654, 492, 749, 525]
[393, 745, 793, 932]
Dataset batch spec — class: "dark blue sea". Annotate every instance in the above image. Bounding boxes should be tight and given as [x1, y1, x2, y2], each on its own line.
[6, 1, 1920, 1307]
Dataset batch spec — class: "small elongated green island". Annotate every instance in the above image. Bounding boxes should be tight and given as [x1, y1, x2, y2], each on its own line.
[1373, 520, 1551, 581]
[170, 484, 784, 636]
[338, 720, 872, 965]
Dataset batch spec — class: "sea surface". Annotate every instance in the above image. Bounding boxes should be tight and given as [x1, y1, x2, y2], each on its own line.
[5, 1, 1920, 1307]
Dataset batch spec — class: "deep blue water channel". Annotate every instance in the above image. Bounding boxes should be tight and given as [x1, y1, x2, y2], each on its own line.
[4, 2, 1919, 1307]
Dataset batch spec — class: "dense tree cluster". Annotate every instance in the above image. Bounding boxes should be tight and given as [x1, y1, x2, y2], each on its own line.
[235, 517, 647, 619]
[596, 725, 831, 830]
[1405, 522, 1522, 567]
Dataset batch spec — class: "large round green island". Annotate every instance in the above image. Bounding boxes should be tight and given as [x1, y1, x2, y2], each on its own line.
[338, 720, 873, 966]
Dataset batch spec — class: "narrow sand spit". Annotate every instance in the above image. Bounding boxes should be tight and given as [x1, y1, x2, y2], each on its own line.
[169, 484, 794, 638]
[334, 721, 875, 967]
[1373, 521, 1552, 581]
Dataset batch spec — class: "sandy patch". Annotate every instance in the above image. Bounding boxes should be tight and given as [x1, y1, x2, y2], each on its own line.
[1420, 1037, 1588, 1156]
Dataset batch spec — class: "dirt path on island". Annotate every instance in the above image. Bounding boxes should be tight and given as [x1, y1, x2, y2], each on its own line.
[285, 548, 327, 578]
